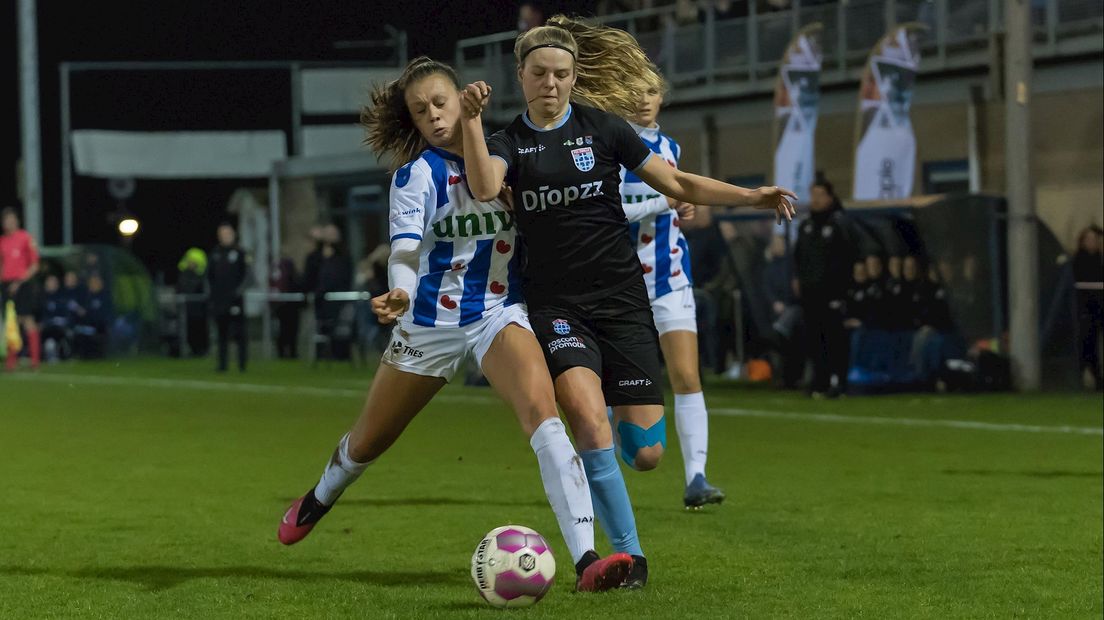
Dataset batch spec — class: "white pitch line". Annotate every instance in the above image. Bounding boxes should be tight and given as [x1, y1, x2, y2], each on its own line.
[15, 373, 1101, 436]
[711, 407, 1103, 437]
[8, 372, 499, 405]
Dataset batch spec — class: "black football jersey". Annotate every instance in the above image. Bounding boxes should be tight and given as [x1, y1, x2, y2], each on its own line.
[487, 103, 653, 305]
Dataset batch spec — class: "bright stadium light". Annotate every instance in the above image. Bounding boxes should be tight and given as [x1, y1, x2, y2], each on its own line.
[118, 217, 139, 236]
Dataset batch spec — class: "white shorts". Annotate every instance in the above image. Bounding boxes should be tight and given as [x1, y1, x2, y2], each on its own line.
[382, 303, 532, 381]
[652, 287, 697, 336]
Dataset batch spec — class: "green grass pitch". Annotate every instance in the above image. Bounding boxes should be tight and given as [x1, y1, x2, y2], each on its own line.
[1, 358, 1100, 618]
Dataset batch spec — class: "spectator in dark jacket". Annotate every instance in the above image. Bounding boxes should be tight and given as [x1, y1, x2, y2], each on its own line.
[1074, 225, 1103, 389]
[41, 274, 72, 362]
[208, 223, 250, 372]
[271, 256, 302, 359]
[73, 273, 112, 358]
[314, 224, 354, 360]
[176, 248, 209, 357]
[793, 176, 857, 397]
[862, 254, 888, 328]
[683, 206, 730, 374]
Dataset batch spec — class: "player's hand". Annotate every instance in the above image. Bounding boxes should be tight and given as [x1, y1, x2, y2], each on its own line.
[461, 81, 492, 119]
[675, 202, 696, 220]
[751, 186, 798, 224]
[372, 288, 410, 324]
[498, 183, 515, 212]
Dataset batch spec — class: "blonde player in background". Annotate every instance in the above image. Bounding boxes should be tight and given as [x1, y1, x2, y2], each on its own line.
[618, 76, 726, 509]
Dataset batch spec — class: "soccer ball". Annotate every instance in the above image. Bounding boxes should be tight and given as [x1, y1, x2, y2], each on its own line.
[471, 525, 556, 608]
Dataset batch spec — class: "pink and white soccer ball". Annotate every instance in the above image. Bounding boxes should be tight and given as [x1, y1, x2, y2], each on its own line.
[471, 525, 556, 608]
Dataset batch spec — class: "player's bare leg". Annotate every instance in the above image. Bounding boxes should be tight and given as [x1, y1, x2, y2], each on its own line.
[278, 364, 444, 545]
[606, 402, 665, 588]
[555, 367, 638, 590]
[659, 330, 725, 510]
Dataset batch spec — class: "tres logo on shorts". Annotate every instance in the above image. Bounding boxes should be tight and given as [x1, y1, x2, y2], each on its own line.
[389, 341, 424, 358]
[551, 319, 571, 335]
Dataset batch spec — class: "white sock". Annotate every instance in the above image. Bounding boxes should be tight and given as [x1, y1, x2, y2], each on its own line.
[674, 392, 709, 486]
[530, 417, 594, 564]
[314, 433, 373, 506]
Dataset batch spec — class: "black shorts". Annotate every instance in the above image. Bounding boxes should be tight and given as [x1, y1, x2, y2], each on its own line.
[529, 278, 664, 407]
[2, 280, 39, 317]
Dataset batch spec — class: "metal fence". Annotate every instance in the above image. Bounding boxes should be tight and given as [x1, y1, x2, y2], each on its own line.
[157, 290, 387, 365]
[455, 0, 1103, 121]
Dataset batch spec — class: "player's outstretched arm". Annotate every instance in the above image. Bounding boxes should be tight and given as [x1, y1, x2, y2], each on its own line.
[622, 195, 676, 223]
[459, 81, 508, 202]
[635, 156, 797, 223]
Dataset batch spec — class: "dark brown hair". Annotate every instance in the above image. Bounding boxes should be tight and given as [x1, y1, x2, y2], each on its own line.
[361, 56, 462, 171]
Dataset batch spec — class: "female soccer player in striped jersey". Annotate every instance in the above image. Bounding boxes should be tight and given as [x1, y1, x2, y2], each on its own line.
[620, 76, 725, 509]
[277, 57, 632, 593]
[459, 16, 795, 588]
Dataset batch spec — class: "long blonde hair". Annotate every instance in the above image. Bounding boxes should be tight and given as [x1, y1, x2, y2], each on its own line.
[514, 15, 662, 120]
[361, 56, 461, 171]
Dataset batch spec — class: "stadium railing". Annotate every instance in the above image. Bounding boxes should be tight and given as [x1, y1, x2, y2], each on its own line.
[455, 0, 1104, 122]
[158, 290, 385, 364]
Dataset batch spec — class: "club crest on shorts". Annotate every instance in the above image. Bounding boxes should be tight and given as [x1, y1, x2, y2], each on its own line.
[571, 147, 595, 172]
[551, 319, 571, 335]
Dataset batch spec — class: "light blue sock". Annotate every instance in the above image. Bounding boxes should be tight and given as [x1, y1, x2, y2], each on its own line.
[580, 447, 644, 557]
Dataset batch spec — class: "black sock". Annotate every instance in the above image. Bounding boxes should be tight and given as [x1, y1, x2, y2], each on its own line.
[574, 550, 599, 576]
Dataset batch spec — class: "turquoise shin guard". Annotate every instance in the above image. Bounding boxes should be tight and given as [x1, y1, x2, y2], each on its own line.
[615, 416, 667, 469]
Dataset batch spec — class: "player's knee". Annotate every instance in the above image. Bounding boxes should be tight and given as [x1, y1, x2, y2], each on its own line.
[615, 417, 667, 470]
[571, 412, 612, 450]
[632, 443, 665, 471]
[669, 365, 702, 394]
[519, 406, 558, 437]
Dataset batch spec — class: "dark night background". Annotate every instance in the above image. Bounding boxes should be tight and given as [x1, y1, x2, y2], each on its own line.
[3, 0, 595, 279]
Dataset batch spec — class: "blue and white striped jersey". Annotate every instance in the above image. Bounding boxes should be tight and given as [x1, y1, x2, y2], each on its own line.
[389, 147, 523, 328]
[620, 124, 693, 301]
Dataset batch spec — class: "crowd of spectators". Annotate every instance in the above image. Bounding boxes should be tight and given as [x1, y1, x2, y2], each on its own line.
[40, 269, 115, 362]
[678, 176, 1053, 396]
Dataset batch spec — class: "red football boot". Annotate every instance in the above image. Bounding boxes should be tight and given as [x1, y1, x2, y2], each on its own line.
[277, 488, 331, 545]
[575, 551, 633, 592]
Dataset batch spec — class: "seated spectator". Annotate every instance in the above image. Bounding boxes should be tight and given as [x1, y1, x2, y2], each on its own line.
[845, 260, 868, 329]
[61, 270, 89, 320]
[899, 254, 925, 330]
[40, 274, 73, 362]
[862, 254, 888, 328]
[921, 261, 955, 333]
[763, 233, 802, 387]
[909, 258, 966, 384]
[73, 273, 113, 358]
[884, 254, 911, 330]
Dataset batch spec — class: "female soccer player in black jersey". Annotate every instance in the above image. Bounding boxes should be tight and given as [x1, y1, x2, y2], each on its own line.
[459, 16, 795, 588]
[277, 57, 633, 593]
